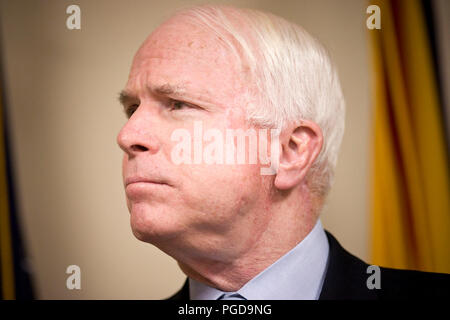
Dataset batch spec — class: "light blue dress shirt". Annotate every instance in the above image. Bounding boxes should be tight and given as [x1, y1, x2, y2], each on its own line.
[189, 219, 330, 300]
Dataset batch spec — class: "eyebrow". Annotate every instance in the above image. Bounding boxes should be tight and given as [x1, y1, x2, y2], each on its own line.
[153, 83, 186, 96]
[118, 83, 187, 106]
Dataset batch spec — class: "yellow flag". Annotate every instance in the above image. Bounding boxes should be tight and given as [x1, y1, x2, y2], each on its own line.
[370, 0, 450, 273]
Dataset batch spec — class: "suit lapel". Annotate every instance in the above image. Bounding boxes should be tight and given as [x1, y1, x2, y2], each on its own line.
[319, 231, 378, 300]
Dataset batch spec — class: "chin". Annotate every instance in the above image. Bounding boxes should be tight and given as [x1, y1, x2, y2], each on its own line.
[129, 202, 183, 244]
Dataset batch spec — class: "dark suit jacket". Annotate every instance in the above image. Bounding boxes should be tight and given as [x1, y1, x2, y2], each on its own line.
[168, 231, 450, 300]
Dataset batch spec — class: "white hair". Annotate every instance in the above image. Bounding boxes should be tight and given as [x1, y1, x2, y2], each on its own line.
[176, 5, 346, 197]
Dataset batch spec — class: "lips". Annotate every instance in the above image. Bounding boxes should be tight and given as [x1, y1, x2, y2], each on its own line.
[125, 176, 170, 187]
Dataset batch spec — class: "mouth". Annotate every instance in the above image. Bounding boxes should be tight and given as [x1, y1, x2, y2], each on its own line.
[125, 177, 170, 187]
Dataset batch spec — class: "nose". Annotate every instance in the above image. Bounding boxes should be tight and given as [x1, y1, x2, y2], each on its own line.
[117, 109, 160, 157]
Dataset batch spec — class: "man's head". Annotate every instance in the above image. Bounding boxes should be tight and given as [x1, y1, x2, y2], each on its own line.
[117, 5, 345, 286]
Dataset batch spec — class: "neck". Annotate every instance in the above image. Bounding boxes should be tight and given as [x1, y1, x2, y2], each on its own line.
[176, 186, 320, 292]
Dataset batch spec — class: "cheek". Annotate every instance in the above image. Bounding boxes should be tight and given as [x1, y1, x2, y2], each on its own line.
[225, 107, 247, 130]
[177, 162, 263, 216]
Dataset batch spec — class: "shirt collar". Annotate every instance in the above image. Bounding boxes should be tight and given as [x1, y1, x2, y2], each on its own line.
[189, 219, 329, 300]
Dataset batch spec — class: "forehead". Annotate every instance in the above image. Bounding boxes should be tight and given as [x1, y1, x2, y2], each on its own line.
[126, 17, 245, 102]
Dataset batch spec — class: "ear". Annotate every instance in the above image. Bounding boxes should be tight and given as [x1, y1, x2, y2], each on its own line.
[274, 120, 323, 190]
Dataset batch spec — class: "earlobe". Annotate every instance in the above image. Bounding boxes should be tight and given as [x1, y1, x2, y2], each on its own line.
[274, 121, 323, 190]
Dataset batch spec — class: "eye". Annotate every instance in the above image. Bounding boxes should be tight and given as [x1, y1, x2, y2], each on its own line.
[168, 99, 189, 111]
[125, 104, 139, 118]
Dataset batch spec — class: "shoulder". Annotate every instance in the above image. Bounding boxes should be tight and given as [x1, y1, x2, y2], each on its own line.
[320, 231, 450, 300]
[378, 265, 450, 299]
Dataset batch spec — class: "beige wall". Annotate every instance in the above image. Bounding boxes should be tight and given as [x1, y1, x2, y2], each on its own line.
[0, 0, 371, 299]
